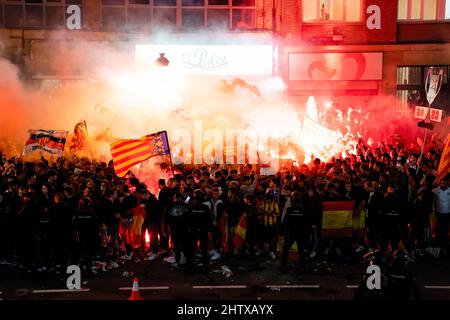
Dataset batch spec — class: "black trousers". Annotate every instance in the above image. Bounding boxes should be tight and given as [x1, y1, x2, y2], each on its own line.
[188, 229, 209, 268]
[170, 226, 189, 264]
[380, 220, 402, 253]
[76, 224, 97, 269]
[281, 229, 308, 268]
[149, 220, 168, 253]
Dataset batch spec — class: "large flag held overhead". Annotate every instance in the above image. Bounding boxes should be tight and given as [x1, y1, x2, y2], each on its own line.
[436, 133, 450, 184]
[69, 120, 88, 152]
[110, 131, 171, 177]
[23, 129, 68, 156]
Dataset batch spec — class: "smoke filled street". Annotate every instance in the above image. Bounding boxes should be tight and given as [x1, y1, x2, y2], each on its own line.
[0, 0, 450, 309]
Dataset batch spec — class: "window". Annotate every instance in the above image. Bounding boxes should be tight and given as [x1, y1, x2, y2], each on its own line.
[207, 9, 229, 29]
[1, 0, 83, 28]
[302, 0, 362, 23]
[396, 66, 449, 115]
[153, 8, 176, 30]
[398, 0, 449, 21]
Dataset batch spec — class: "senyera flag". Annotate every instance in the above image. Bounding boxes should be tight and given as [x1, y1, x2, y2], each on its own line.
[23, 129, 68, 156]
[110, 130, 171, 177]
[436, 133, 450, 184]
[322, 201, 365, 238]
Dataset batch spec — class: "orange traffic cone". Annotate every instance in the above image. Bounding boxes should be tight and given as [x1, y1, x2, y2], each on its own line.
[128, 277, 144, 300]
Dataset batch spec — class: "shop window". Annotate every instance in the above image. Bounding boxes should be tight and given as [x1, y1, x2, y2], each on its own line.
[397, 66, 449, 115]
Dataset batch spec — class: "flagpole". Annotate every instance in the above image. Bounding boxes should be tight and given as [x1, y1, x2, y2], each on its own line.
[162, 130, 175, 178]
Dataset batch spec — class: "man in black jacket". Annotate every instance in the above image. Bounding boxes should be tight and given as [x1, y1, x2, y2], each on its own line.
[279, 191, 310, 273]
[162, 192, 189, 268]
[381, 183, 404, 254]
[186, 189, 212, 273]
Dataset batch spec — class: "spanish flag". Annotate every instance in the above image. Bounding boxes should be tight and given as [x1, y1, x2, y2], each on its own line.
[110, 131, 171, 177]
[233, 214, 247, 250]
[322, 201, 364, 238]
[437, 133, 450, 184]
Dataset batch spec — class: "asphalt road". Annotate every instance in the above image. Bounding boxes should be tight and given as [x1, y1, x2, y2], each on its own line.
[1, 251, 450, 300]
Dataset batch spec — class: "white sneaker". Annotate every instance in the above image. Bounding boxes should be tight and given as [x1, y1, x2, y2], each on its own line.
[355, 245, 365, 253]
[107, 262, 119, 270]
[170, 262, 180, 269]
[147, 253, 158, 261]
[163, 254, 176, 263]
[269, 252, 277, 260]
[122, 253, 133, 261]
[211, 252, 221, 261]
[309, 251, 317, 258]
[208, 249, 217, 256]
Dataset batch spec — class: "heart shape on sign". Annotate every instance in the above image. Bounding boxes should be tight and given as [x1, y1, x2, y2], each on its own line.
[307, 53, 367, 80]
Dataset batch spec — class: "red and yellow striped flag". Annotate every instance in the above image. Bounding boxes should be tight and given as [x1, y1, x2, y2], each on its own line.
[110, 131, 170, 177]
[437, 133, 450, 184]
[233, 214, 247, 250]
[322, 201, 355, 238]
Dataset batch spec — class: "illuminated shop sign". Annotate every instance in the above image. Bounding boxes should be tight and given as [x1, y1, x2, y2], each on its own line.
[288, 52, 383, 81]
[136, 44, 273, 76]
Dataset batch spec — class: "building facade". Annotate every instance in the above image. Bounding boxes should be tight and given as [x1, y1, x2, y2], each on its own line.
[0, 0, 449, 121]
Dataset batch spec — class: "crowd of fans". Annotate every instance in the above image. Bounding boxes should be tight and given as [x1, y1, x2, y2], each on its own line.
[0, 139, 449, 276]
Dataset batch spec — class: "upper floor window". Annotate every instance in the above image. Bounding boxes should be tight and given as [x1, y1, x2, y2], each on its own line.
[398, 0, 450, 21]
[303, 0, 363, 23]
[0, 0, 83, 28]
[101, 0, 257, 31]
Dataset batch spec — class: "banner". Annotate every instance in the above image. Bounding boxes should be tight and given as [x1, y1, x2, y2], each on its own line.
[23, 129, 68, 156]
